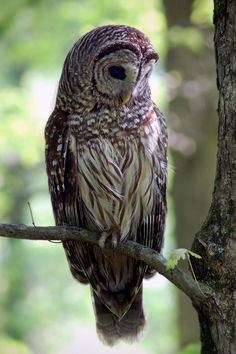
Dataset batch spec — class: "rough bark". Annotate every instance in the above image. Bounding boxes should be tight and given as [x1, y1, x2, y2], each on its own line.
[163, 0, 217, 347]
[192, 0, 236, 353]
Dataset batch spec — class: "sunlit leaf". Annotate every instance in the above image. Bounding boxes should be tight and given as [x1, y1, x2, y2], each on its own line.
[166, 248, 201, 270]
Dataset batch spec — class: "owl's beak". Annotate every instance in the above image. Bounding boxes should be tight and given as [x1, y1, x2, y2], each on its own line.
[121, 90, 132, 105]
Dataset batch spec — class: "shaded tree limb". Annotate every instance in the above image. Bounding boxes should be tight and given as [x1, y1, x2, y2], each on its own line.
[0, 222, 211, 305]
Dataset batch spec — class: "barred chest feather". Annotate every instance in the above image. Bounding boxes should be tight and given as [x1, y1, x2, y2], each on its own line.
[68, 105, 166, 241]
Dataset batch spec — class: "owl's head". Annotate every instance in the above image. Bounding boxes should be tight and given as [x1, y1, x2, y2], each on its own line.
[57, 25, 158, 110]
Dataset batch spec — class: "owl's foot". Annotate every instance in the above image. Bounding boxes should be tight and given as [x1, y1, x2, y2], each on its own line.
[99, 230, 119, 250]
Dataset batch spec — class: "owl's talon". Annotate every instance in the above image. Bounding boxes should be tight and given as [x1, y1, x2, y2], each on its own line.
[111, 237, 118, 255]
[99, 231, 119, 250]
[99, 231, 109, 248]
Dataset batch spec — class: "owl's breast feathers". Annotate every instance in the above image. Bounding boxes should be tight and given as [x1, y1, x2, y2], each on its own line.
[45, 104, 167, 245]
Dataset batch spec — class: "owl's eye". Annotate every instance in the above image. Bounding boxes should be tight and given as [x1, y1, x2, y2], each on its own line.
[108, 66, 126, 80]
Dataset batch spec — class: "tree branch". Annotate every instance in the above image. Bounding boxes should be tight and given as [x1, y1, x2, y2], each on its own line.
[0, 222, 211, 304]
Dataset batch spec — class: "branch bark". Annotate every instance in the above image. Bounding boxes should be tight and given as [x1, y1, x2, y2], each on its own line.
[0, 222, 210, 305]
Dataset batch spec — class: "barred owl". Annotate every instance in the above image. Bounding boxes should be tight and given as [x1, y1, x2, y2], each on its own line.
[45, 25, 167, 345]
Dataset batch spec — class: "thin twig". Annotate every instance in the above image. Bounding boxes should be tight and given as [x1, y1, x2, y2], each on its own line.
[27, 202, 36, 227]
[27, 202, 61, 244]
[187, 252, 206, 298]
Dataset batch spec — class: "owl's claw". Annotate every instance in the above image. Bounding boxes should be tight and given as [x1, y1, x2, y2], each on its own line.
[111, 236, 118, 250]
[99, 231, 109, 248]
[99, 230, 119, 250]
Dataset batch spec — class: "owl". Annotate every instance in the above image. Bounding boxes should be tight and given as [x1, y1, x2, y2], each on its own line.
[45, 25, 167, 345]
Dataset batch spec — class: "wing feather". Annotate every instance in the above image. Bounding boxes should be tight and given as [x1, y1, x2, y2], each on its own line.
[139, 105, 167, 277]
[45, 109, 91, 283]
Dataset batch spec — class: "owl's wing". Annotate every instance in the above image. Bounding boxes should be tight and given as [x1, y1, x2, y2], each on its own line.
[45, 109, 77, 225]
[45, 109, 91, 283]
[137, 105, 167, 274]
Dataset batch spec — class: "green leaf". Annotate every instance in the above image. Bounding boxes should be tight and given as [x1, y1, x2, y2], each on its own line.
[165, 248, 188, 270]
[165, 248, 201, 270]
[188, 250, 202, 259]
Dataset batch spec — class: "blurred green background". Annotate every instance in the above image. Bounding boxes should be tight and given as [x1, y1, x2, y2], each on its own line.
[0, 1, 217, 353]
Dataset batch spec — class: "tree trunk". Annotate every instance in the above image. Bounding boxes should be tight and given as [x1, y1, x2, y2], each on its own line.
[163, 0, 217, 348]
[192, 0, 236, 352]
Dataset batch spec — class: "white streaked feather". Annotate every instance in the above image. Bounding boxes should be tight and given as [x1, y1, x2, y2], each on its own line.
[69, 130, 163, 239]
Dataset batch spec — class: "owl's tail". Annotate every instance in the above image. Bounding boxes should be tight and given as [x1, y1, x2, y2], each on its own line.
[92, 286, 145, 346]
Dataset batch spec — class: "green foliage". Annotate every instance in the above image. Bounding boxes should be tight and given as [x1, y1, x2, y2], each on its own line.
[179, 343, 201, 354]
[168, 26, 205, 52]
[191, 0, 213, 25]
[142, 285, 178, 354]
[0, 87, 42, 165]
[1, 240, 30, 339]
[0, 336, 32, 354]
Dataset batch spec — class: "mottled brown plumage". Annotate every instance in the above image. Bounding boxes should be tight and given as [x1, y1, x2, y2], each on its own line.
[45, 25, 167, 345]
